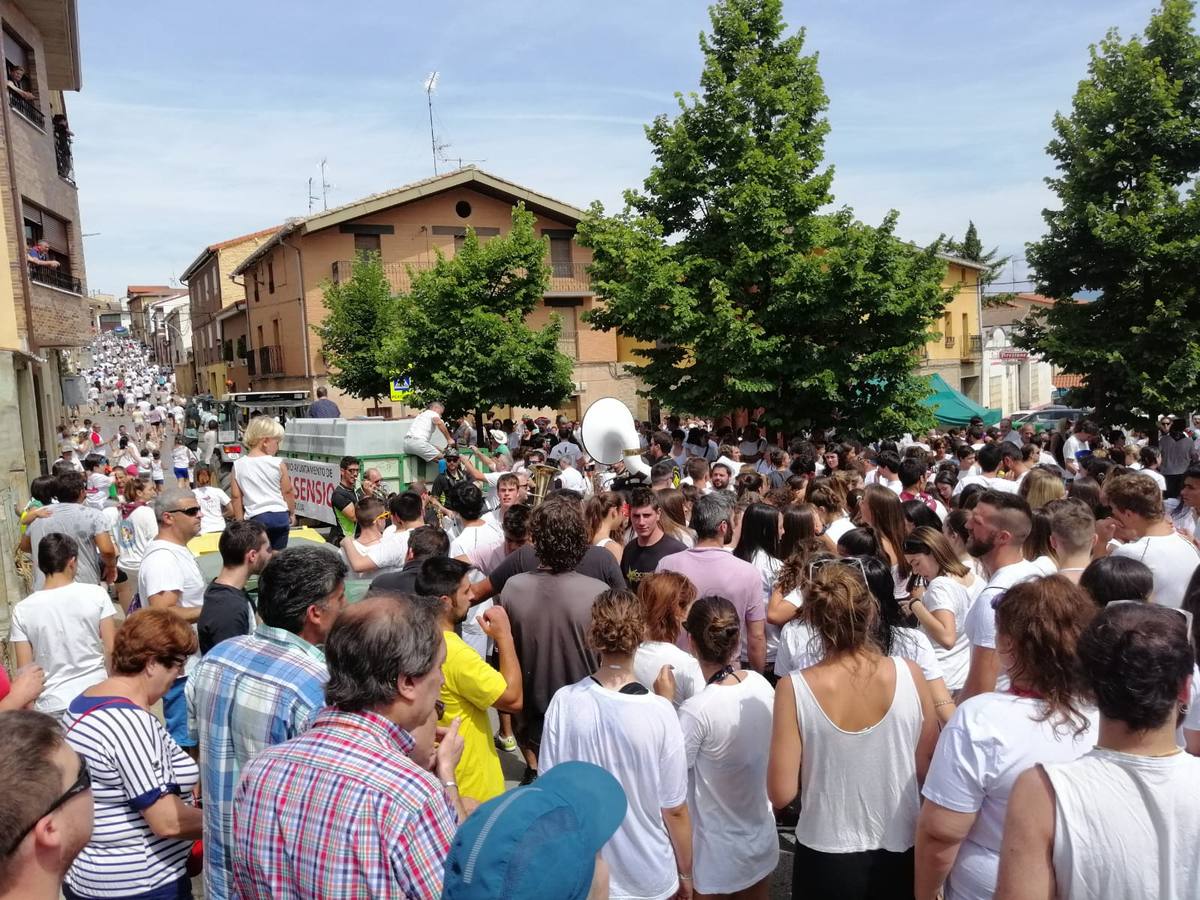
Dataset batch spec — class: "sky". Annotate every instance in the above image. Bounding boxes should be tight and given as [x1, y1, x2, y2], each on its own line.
[69, 0, 1175, 296]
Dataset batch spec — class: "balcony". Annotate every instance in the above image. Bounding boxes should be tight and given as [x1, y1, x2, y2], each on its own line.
[257, 344, 284, 376]
[29, 262, 82, 294]
[8, 88, 44, 128]
[944, 335, 956, 349]
[968, 334, 983, 353]
[332, 258, 592, 297]
[55, 129, 74, 185]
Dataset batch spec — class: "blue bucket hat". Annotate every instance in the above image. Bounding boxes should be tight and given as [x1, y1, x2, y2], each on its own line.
[442, 761, 627, 899]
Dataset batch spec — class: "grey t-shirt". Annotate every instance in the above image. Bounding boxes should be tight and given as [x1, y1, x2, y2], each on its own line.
[27, 503, 109, 589]
[499, 571, 606, 749]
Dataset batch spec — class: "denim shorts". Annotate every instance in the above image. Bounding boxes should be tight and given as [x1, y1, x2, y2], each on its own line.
[252, 510, 291, 550]
[162, 676, 195, 748]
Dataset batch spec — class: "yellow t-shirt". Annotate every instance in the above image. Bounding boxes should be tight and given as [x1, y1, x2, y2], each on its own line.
[440, 630, 507, 803]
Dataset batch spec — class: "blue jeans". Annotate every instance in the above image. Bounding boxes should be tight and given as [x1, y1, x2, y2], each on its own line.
[162, 676, 195, 748]
[252, 510, 291, 550]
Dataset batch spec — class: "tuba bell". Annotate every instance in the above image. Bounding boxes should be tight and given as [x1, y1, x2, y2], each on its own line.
[529, 463, 560, 507]
[579, 397, 651, 482]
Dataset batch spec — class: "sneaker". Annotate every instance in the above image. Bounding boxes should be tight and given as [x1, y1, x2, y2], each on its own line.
[519, 766, 538, 786]
[494, 734, 517, 753]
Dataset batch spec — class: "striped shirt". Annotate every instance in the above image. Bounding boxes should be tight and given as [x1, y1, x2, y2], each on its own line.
[231, 708, 457, 899]
[185, 624, 327, 900]
[62, 695, 199, 898]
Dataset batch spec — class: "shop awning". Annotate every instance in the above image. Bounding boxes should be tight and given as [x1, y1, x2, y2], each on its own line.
[922, 373, 1002, 427]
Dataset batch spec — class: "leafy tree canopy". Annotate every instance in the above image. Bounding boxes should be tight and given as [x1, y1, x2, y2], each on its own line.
[579, 0, 952, 434]
[1017, 0, 1200, 427]
[313, 251, 395, 403]
[377, 204, 575, 420]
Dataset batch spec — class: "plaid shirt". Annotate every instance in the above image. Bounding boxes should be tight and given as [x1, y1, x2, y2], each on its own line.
[231, 708, 457, 899]
[186, 624, 327, 900]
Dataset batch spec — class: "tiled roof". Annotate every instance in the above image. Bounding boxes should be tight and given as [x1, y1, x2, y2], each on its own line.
[126, 285, 174, 294]
[180, 226, 280, 282]
[1052, 373, 1086, 389]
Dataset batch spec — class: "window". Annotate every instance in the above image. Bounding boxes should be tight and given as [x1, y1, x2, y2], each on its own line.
[555, 306, 579, 359]
[256, 325, 264, 347]
[962, 312, 969, 343]
[943, 312, 952, 338]
[354, 233, 381, 255]
[4, 29, 42, 127]
[549, 236, 572, 277]
[23, 201, 71, 267]
[455, 200, 472, 219]
[254, 275, 260, 303]
[272, 319, 280, 348]
[453, 234, 466, 255]
[267, 261, 275, 294]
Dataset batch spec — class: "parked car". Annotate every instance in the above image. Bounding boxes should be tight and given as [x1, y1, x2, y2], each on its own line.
[1012, 406, 1088, 432]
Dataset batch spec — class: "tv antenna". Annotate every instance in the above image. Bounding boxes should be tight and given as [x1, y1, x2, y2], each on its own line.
[425, 71, 445, 175]
[308, 177, 320, 213]
[319, 158, 330, 210]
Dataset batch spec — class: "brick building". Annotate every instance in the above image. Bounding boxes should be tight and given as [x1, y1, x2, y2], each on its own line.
[229, 167, 647, 420]
[180, 226, 276, 397]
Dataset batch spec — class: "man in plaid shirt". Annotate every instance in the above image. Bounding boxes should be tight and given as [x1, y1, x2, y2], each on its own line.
[187, 546, 348, 900]
[232, 590, 466, 899]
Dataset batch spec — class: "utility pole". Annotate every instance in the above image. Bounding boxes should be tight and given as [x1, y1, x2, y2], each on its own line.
[425, 71, 439, 175]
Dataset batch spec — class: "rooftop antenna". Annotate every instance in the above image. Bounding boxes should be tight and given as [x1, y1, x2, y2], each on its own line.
[424, 71, 440, 175]
[307, 176, 320, 214]
[319, 159, 330, 211]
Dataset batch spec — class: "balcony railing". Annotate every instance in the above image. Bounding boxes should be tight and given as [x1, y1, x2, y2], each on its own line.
[55, 129, 75, 184]
[332, 258, 592, 296]
[247, 352, 256, 376]
[8, 88, 44, 127]
[944, 335, 956, 349]
[968, 334, 983, 354]
[29, 262, 82, 294]
[257, 344, 284, 375]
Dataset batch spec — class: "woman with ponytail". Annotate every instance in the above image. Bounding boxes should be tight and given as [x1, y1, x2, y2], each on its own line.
[677, 596, 778, 898]
[769, 561, 937, 899]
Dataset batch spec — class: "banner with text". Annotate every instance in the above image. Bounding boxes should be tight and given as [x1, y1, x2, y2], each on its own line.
[285, 458, 339, 525]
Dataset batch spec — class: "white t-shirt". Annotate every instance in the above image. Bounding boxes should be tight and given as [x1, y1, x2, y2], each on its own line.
[138, 540, 206, 674]
[541, 679, 688, 900]
[1111, 532, 1200, 608]
[115, 505, 158, 570]
[343, 534, 407, 571]
[775, 621, 942, 684]
[738, 438, 766, 459]
[10, 583, 116, 714]
[555, 465, 589, 494]
[449, 524, 504, 658]
[194, 486, 230, 534]
[952, 474, 1019, 497]
[85, 472, 114, 509]
[920, 576, 974, 691]
[1063, 434, 1090, 470]
[750, 549, 782, 662]
[633, 641, 703, 708]
[1142, 468, 1168, 492]
[1044, 748, 1200, 900]
[922, 693, 1098, 900]
[965, 558, 1043, 693]
[679, 672, 779, 894]
[824, 515, 854, 545]
[549, 440, 583, 465]
[408, 408, 440, 442]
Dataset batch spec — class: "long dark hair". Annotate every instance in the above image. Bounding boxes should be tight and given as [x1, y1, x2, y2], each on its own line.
[858, 553, 908, 656]
[734, 502, 780, 564]
[779, 503, 820, 559]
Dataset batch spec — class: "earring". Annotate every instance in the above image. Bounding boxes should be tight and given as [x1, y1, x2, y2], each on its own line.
[1180, 702, 1190, 717]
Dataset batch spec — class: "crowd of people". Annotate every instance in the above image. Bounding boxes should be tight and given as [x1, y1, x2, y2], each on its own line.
[4, 382, 1200, 899]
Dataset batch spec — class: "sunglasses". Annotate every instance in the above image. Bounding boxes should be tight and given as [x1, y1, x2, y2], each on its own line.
[2, 756, 91, 856]
[170, 506, 201, 517]
[808, 556, 868, 582]
[435, 699, 446, 720]
[1107, 600, 1195, 647]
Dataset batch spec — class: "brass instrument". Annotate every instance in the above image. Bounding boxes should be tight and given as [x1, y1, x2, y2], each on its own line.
[529, 463, 560, 507]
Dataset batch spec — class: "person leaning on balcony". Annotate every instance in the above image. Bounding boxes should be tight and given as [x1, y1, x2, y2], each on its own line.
[5, 61, 34, 101]
[27, 240, 60, 269]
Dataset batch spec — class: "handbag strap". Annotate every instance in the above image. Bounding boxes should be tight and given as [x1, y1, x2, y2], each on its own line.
[64, 697, 138, 734]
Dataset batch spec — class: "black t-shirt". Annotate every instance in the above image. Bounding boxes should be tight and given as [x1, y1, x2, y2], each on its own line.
[489, 544, 625, 594]
[621, 535, 688, 586]
[369, 560, 422, 596]
[431, 469, 469, 504]
[198, 582, 254, 655]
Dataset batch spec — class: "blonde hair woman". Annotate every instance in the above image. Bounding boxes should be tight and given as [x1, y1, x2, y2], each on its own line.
[230, 416, 295, 549]
[1018, 466, 1066, 510]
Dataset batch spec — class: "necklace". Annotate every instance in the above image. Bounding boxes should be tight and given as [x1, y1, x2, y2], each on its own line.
[706, 665, 738, 686]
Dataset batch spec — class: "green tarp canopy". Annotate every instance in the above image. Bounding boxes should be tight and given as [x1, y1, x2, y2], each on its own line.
[923, 373, 1002, 427]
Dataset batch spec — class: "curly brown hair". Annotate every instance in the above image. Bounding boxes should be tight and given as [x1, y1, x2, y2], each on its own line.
[995, 574, 1096, 736]
[637, 572, 698, 643]
[588, 589, 644, 656]
[530, 496, 589, 574]
[803, 562, 880, 657]
[112, 609, 198, 675]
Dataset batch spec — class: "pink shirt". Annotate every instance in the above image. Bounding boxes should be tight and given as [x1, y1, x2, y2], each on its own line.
[655, 546, 765, 661]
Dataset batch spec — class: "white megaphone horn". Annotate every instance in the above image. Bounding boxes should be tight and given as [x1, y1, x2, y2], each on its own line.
[579, 397, 650, 478]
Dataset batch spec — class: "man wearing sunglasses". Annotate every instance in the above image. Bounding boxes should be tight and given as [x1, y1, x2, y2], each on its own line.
[138, 491, 206, 752]
[0, 710, 94, 900]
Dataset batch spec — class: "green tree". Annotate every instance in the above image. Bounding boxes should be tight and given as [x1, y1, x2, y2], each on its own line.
[1017, 0, 1200, 426]
[578, 0, 951, 433]
[946, 221, 1008, 285]
[378, 204, 574, 424]
[312, 252, 395, 407]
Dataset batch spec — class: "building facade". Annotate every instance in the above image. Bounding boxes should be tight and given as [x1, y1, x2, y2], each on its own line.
[180, 227, 275, 398]
[231, 167, 646, 420]
[981, 292, 1057, 415]
[124, 284, 175, 345]
[916, 256, 988, 403]
[143, 291, 188, 370]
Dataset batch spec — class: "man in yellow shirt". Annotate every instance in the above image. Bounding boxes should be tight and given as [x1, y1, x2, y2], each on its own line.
[417, 556, 523, 803]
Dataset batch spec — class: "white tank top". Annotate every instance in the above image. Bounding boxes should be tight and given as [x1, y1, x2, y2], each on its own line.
[233, 454, 287, 517]
[791, 657, 923, 853]
[1044, 747, 1200, 899]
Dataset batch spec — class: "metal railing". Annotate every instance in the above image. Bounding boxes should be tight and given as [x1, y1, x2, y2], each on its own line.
[968, 334, 983, 353]
[332, 258, 592, 296]
[8, 88, 44, 127]
[29, 262, 82, 294]
[55, 130, 74, 184]
[944, 335, 956, 349]
[257, 344, 284, 375]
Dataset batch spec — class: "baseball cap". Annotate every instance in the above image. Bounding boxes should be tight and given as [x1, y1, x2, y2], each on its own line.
[443, 447, 460, 459]
[442, 761, 627, 900]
